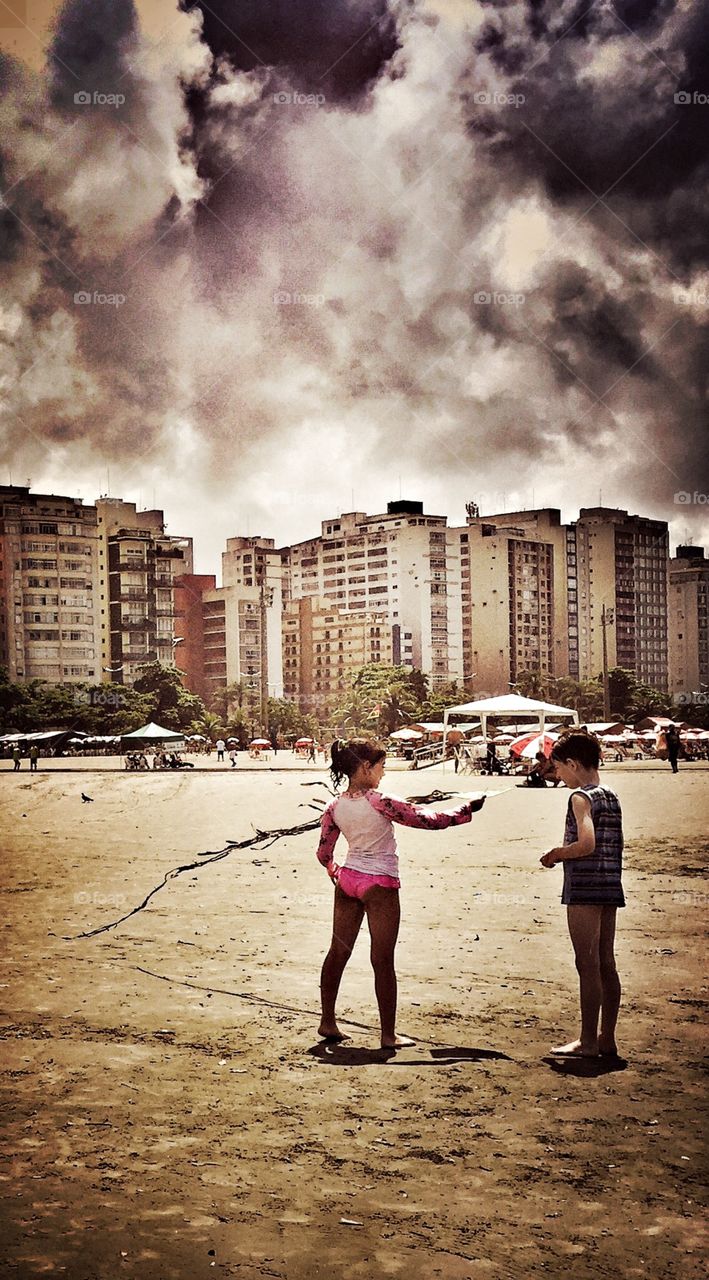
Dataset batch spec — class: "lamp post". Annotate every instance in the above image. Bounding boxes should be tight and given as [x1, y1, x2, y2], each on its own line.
[601, 604, 615, 720]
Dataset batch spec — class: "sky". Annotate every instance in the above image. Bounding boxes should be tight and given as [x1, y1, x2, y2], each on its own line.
[1, 0, 708, 576]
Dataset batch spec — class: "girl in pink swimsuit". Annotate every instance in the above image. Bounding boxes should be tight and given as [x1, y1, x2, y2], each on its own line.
[316, 738, 485, 1049]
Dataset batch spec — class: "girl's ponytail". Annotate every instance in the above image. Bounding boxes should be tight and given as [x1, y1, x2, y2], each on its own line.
[329, 737, 386, 789]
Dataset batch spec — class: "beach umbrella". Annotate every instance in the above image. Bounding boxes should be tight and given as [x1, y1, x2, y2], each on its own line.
[389, 728, 423, 741]
[295, 737, 315, 745]
[510, 730, 559, 759]
[250, 738, 271, 747]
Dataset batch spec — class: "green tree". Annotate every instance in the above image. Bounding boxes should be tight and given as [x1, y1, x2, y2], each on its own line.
[132, 662, 206, 731]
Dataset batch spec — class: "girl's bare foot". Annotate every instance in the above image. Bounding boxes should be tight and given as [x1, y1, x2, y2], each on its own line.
[318, 1022, 347, 1042]
[550, 1038, 599, 1058]
[381, 1034, 415, 1049]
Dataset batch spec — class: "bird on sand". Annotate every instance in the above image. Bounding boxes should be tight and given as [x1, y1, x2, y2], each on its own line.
[81, 793, 94, 803]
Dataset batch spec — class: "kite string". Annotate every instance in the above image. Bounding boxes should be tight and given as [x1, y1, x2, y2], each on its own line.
[66, 816, 322, 941]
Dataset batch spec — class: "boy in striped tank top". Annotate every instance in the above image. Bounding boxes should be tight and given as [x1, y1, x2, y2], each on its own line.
[540, 729, 624, 1058]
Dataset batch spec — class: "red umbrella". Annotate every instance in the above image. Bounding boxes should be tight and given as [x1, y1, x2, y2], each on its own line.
[510, 731, 558, 759]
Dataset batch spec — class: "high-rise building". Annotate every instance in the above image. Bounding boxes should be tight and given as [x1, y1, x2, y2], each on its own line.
[191, 537, 284, 716]
[281, 500, 463, 686]
[569, 508, 669, 689]
[95, 499, 193, 687]
[282, 596, 392, 713]
[454, 508, 561, 696]
[0, 485, 101, 684]
[668, 546, 709, 703]
[173, 573, 217, 702]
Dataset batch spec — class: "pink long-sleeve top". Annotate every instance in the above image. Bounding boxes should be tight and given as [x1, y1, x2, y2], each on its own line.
[315, 789, 475, 879]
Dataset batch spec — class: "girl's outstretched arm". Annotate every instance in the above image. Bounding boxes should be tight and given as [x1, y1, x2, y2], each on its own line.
[316, 801, 340, 870]
[367, 791, 483, 830]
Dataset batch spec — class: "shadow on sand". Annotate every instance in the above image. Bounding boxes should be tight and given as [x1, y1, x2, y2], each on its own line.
[309, 1042, 512, 1067]
[543, 1054, 629, 1078]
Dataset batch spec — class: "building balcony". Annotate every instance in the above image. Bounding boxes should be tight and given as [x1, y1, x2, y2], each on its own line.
[121, 617, 151, 629]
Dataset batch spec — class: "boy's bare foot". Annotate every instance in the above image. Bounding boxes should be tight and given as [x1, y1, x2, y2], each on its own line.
[550, 1038, 599, 1058]
[318, 1022, 347, 1042]
[381, 1034, 415, 1049]
[598, 1040, 619, 1057]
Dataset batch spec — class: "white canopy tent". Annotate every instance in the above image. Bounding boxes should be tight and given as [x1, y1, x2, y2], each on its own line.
[121, 722, 185, 747]
[443, 694, 578, 747]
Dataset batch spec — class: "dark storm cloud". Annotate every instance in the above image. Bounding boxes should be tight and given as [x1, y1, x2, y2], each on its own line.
[470, 0, 709, 261]
[180, 0, 403, 100]
[1, 0, 707, 554]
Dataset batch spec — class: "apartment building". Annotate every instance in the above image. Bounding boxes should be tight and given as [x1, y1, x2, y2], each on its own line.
[173, 573, 217, 701]
[0, 485, 101, 684]
[281, 500, 463, 687]
[570, 508, 669, 689]
[192, 537, 284, 713]
[668, 545, 708, 702]
[95, 499, 193, 687]
[455, 508, 559, 695]
[282, 596, 392, 712]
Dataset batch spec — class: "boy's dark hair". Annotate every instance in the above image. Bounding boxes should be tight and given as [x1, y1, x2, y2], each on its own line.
[551, 728, 601, 769]
[330, 737, 386, 788]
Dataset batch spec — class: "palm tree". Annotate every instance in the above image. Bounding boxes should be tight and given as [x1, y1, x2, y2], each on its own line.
[191, 711, 223, 741]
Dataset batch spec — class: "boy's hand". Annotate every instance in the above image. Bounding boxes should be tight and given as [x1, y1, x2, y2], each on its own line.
[326, 862, 340, 882]
[540, 849, 559, 868]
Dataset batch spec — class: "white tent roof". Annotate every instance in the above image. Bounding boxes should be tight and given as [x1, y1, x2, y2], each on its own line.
[444, 694, 577, 717]
[121, 721, 185, 741]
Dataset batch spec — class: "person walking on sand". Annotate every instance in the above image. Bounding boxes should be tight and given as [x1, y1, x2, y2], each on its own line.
[316, 737, 485, 1050]
[540, 728, 624, 1059]
[12, 745, 21, 771]
[665, 722, 680, 774]
[29, 744, 39, 772]
[215, 738, 225, 762]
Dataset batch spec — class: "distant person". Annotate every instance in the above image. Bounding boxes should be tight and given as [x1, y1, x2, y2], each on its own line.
[308, 742, 316, 762]
[315, 737, 485, 1049]
[540, 729, 624, 1059]
[215, 738, 226, 762]
[12, 745, 21, 771]
[29, 744, 39, 772]
[524, 752, 548, 787]
[229, 748, 238, 768]
[665, 723, 680, 774]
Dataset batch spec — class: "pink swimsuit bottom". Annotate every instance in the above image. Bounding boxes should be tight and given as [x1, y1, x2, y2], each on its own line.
[336, 866, 400, 901]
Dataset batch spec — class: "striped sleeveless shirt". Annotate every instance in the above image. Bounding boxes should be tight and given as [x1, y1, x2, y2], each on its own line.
[561, 783, 625, 907]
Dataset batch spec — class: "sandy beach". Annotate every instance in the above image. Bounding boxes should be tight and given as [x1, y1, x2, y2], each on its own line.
[1, 761, 707, 1279]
